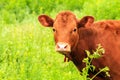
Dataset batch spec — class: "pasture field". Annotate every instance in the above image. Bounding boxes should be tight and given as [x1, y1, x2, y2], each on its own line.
[0, 0, 120, 80]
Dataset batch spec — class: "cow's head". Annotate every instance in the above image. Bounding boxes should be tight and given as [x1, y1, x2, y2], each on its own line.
[38, 11, 94, 56]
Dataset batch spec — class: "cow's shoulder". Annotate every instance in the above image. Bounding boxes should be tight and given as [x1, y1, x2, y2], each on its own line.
[92, 20, 120, 35]
[93, 20, 120, 29]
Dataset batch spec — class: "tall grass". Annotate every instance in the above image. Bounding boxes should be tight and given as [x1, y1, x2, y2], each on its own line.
[0, 0, 120, 80]
[0, 23, 83, 80]
[0, 0, 120, 24]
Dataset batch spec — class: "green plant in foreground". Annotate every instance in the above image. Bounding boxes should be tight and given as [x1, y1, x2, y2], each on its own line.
[81, 44, 110, 80]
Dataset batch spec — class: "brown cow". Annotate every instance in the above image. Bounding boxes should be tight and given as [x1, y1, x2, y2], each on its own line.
[38, 11, 120, 80]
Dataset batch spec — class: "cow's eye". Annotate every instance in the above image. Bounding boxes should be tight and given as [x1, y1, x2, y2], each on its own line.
[53, 28, 56, 32]
[73, 28, 77, 32]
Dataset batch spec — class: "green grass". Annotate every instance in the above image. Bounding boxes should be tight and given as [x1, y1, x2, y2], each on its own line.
[0, 23, 83, 80]
[0, 0, 120, 80]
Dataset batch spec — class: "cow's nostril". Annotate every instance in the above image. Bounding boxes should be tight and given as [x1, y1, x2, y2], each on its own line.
[57, 44, 60, 48]
[64, 45, 67, 49]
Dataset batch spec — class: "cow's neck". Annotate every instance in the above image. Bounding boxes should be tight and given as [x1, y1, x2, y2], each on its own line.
[70, 28, 97, 71]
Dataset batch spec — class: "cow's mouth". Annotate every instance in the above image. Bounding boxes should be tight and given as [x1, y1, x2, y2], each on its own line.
[55, 42, 72, 60]
[57, 51, 72, 61]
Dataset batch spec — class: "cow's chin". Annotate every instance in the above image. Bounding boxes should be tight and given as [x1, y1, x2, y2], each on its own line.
[56, 50, 72, 60]
[58, 51, 70, 55]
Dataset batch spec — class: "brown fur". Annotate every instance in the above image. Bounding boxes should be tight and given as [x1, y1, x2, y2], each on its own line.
[38, 11, 120, 80]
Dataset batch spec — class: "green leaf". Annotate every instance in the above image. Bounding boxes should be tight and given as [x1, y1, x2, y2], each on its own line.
[85, 50, 90, 57]
[90, 65, 95, 72]
[83, 58, 89, 63]
[92, 52, 101, 58]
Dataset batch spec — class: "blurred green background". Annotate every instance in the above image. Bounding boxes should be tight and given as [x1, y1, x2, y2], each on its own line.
[0, 0, 120, 80]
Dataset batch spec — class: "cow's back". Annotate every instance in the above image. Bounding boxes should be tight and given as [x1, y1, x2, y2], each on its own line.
[91, 20, 120, 79]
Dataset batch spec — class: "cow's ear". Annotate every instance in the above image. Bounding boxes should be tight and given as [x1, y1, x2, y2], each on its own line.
[38, 15, 54, 27]
[77, 16, 94, 28]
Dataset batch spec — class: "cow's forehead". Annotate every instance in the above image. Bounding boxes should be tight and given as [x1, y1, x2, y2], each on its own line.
[54, 12, 77, 29]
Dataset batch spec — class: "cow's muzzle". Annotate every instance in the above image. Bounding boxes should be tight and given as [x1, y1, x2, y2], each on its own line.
[55, 42, 71, 54]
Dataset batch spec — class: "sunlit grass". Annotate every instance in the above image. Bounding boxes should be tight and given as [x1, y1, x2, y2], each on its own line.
[0, 23, 83, 80]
